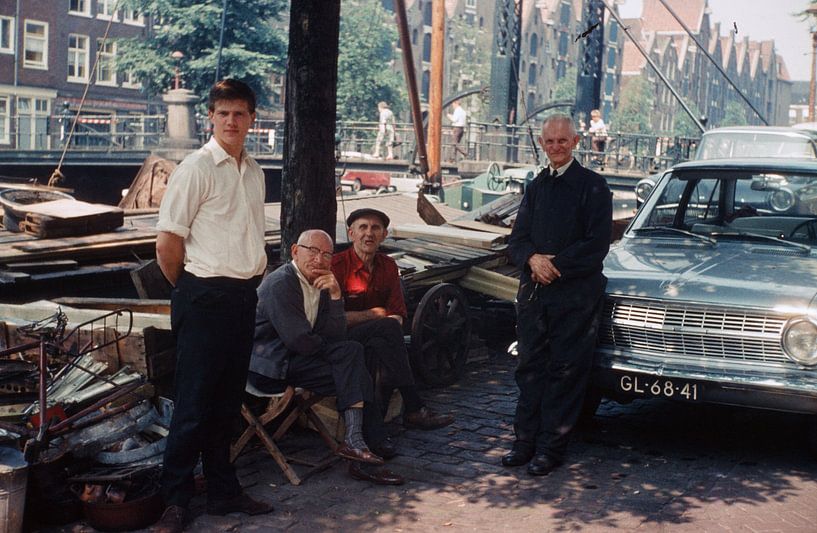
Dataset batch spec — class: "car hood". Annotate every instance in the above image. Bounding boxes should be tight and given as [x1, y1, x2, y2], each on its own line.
[604, 239, 817, 313]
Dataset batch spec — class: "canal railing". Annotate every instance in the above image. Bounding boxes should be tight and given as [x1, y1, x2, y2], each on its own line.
[0, 115, 698, 175]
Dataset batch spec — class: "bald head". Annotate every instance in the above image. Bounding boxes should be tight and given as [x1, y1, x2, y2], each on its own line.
[292, 229, 334, 282]
[297, 229, 332, 248]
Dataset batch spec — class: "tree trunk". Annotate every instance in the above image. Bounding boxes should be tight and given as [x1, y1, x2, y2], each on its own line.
[281, 0, 341, 260]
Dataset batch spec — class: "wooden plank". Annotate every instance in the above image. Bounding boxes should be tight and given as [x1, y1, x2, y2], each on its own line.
[391, 224, 505, 249]
[17, 199, 123, 219]
[12, 228, 156, 253]
[5, 260, 79, 274]
[447, 219, 513, 236]
[412, 238, 494, 259]
[51, 297, 170, 315]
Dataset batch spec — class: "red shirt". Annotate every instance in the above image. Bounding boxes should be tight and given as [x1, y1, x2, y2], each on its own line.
[331, 246, 407, 320]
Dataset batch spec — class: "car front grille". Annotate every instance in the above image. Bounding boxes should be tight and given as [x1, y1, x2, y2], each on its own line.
[599, 298, 791, 365]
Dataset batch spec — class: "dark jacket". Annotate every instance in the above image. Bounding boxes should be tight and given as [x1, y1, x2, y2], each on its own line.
[249, 262, 347, 380]
[508, 159, 613, 300]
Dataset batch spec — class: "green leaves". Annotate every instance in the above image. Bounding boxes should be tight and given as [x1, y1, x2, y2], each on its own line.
[115, 0, 287, 105]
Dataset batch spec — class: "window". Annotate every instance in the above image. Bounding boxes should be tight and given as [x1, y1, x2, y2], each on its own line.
[0, 17, 13, 54]
[16, 97, 50, 150]
[422, 2, 432, 26]
[67, 34, 89, 82]
[528, 65, 536, 86]
[23, 20, 47, 69]
[96, 0, 118, 20]
[465, 0, 477, 8]
[530, 33, 538, 56]
[607, 49, 616, 69]
[96, 40, 116, 85]
[423, 32, 431, 62]
[122, 70, 141, 89]
[609, 22, 618, 41]
[122, 9, 144, 25]
[0, 96, 8, 144]
[69, 0, 91, 16]
[558, 32, 568, 56]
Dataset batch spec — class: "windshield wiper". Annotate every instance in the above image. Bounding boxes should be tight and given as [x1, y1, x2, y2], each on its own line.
[633, 226, 717, 245]
[710, 231, 811, 252]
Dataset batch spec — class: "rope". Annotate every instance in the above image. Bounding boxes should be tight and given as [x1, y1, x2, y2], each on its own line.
[49, 0, 122, 187]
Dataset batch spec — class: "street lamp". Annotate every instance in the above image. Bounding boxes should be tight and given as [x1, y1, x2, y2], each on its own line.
[807, 6, 817, 121]
[171, 50, 184, 90]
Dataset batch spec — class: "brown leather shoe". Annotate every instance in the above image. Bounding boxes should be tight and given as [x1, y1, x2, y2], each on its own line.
[151, 505, 186, 533]
[348, 462, 405, 485]
[370, 437, 398, 460]
[335, 443, 384, 465]
[206, 492, 274, 516]
[403, 407, 454, 430]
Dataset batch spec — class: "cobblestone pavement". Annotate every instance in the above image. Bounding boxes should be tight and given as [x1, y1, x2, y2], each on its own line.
[62, 350, 817, 533]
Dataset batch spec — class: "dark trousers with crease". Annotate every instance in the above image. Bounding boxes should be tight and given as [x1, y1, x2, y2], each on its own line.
[512, 282, 605, 462]
[348, 318, 417, 416]
[161, 272, 260, 508]
[248, 339, 387, 448]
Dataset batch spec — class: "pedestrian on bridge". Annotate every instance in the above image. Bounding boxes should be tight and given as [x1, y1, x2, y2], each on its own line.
[503, 114, 612, 476]
[373, 101, 395, 160]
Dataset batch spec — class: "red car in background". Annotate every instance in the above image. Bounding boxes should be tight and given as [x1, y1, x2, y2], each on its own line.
[341, 170, 391, 192]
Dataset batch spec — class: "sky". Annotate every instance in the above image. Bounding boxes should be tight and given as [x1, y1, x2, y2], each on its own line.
[617, 0, 814, 81]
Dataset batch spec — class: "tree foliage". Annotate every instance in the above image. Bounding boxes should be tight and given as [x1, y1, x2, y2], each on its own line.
[553, 66, 577, 102]
[673, 100, 703, 137]
[721, 100, 748, 127]
[336, 0, 405, 122]
[610, 75, 653, 133]
[116, 0, 287, 105]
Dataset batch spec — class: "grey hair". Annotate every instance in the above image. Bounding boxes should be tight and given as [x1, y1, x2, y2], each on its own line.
[541, 113, 577, 137]
[297, 229, 333, 247]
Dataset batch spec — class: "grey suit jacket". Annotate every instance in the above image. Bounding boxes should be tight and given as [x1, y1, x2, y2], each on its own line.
[249, 262, 347, 380]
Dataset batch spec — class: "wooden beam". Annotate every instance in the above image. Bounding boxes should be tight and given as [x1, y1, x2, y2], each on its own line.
[427, 0, 445, 178]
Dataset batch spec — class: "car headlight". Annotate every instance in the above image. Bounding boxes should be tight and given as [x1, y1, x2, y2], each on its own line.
[635, 180, 655, 204]
[782, 318, 817, 366]
[769, 188, 795, 213]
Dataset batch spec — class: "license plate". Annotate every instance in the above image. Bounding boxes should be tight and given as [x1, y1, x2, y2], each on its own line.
[616, 373, 702, 402]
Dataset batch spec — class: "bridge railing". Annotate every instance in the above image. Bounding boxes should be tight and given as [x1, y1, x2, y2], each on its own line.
[0, 114, 167, 151]
[2, 115, 700, 174]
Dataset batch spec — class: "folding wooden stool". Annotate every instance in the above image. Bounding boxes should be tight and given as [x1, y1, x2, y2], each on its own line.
[230, 381, 340, 485]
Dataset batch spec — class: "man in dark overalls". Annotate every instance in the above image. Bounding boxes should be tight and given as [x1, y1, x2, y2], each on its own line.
[503, 114, 612, 476]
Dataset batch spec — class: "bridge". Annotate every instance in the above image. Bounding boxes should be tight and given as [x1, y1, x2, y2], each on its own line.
[0, 115, 699, 203]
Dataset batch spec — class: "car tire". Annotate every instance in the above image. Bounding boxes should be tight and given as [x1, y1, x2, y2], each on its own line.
[351, 178, 362, 192]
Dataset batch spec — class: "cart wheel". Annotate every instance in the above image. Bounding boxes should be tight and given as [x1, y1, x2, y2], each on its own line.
[410, 283, 471, 387]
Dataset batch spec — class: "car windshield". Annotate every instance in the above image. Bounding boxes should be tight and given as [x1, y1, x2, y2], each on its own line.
[696, 132, 817, 160]
[630, 169, 817, 246]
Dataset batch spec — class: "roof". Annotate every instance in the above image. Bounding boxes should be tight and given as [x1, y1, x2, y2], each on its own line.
[640, 0, 707, 34]
[702, 126, 817, 139]
[621, 40, 647, 74]
[672, 158, 817, 173]
[777, 54, 791, 82]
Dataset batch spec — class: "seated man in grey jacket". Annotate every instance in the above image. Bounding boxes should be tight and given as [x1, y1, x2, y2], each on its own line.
[248, 229, 404, 485]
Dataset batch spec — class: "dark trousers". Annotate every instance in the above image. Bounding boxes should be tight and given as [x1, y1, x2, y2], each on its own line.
[512, 286, 604, 462]
[348, 318, 422, 415]
[161, 273, 260, 508]
[248, 340, 387, 447]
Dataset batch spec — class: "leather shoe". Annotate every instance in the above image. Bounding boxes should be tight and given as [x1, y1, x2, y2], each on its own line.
[151, 505, 186, 533]
[348, 462, 405, 485]
[403, 407, 454, 430]
[501, 443, 534, 467]
[335, 443, 384, 465]
[526, 454, 562, 476]
[370, 438, 398, 460]
[207, 492, 274, 516]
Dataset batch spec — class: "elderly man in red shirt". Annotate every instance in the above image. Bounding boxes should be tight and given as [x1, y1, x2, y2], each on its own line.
[332, 208, 454, 432]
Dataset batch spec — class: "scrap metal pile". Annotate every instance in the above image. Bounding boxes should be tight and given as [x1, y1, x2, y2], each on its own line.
[0, 308, 170, 529]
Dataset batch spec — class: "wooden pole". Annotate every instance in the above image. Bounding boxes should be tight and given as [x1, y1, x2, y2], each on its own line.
[394, 0, 445, 225]
[811, 32, 817, 122]
[427, 0, 445, 178]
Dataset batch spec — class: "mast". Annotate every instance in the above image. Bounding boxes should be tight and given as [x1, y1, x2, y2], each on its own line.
[428, 0, 446, 179]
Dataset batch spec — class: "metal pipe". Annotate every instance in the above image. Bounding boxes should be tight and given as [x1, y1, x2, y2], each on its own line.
[656, 0, 768, 125]
[601, 0, 705, 133]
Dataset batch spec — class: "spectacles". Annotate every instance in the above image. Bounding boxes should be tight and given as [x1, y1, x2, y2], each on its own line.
[297, 244, 333, 262]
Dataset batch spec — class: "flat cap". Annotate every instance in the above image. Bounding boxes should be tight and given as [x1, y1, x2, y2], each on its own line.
[346, 208, 390, 228]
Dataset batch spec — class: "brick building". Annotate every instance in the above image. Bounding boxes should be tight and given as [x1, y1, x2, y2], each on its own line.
[0, 0, 152, 149]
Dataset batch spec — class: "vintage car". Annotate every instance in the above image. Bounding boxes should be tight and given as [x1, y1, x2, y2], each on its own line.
[635, 126, 817, 207]
[591, 158, 817, 452]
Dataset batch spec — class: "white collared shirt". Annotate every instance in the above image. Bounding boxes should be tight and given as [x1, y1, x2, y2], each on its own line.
[157, 137, 267, 279]
[293, 261, 321, 328]
[549, 158, 574, 178]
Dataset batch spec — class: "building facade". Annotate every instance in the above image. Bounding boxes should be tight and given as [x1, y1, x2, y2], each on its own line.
[0, 0, 151, 149]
